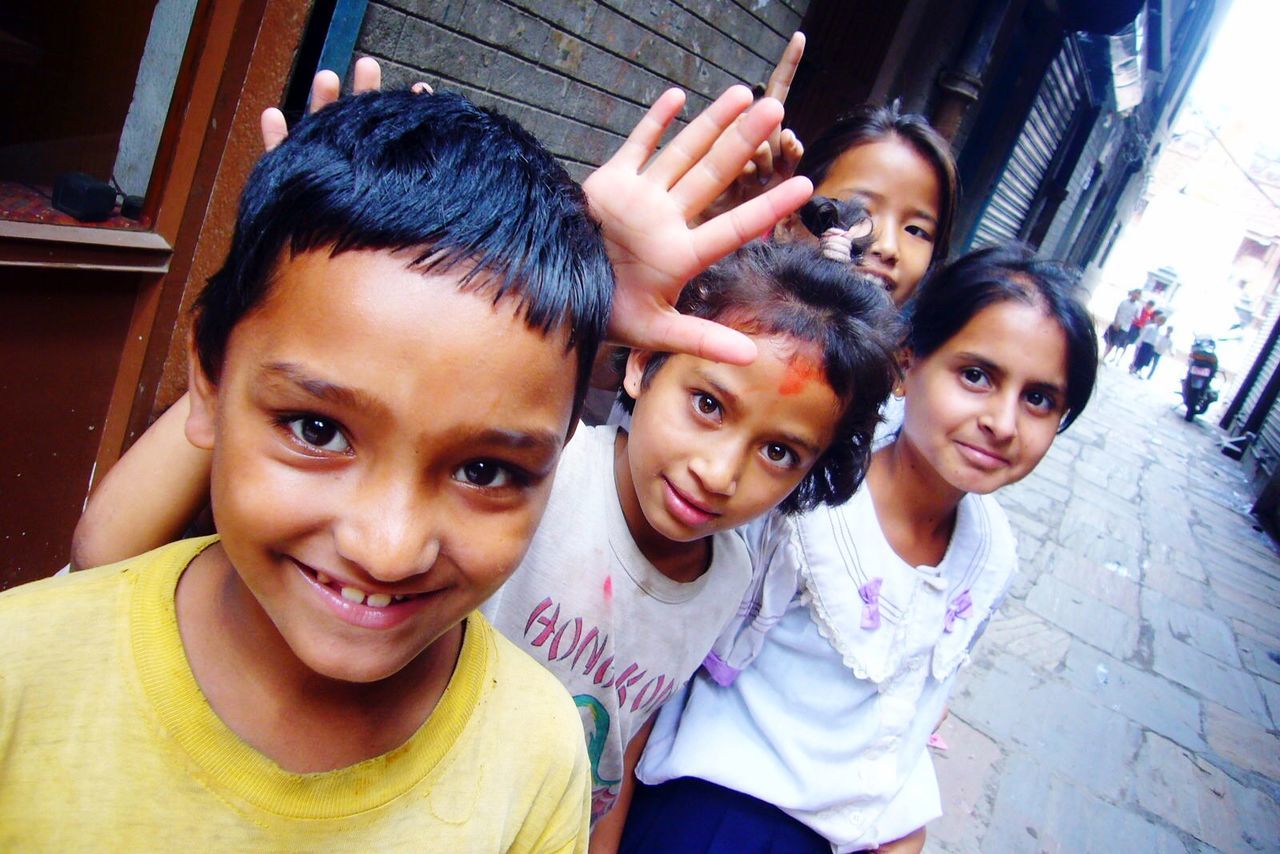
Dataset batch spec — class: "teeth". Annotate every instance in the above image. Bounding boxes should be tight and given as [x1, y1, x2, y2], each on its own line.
[340, 586, 366, 604]
[315, 571, 331, 585]
[393, 595, 407, 602]
[366, 593, 392, 608]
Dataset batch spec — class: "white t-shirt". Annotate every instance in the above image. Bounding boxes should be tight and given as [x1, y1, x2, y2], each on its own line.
[638, 485, 1017, 852]
[1155, 332, 1173, 355]
[1113, 297, 1141, 329]
[1139, 323, 1163, 346]
[482, 425, 751, 821]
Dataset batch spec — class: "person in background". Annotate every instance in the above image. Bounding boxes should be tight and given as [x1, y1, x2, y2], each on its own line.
[1147, 324, 1174, 379]
[1103, 288, 1143, 363]
[1130, 311, 1166, 376]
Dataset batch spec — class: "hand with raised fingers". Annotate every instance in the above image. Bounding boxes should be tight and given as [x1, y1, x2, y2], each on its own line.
[696, 31, 806, 224]
[260, 57, 432, 152]
[583, 85, 813, 366]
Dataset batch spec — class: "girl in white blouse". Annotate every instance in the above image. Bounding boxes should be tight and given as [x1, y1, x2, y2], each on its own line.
[625, 244, 1100, 854]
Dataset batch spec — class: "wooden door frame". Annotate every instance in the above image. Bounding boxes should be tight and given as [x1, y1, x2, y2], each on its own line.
[91, 0, 314, 489]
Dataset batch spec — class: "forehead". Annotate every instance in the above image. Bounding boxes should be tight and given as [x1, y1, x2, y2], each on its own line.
[816, 138, 940, 215]
[226, 248, 576, 433]
[662, 335, 843, 447]
[936, 301, 1068, 388]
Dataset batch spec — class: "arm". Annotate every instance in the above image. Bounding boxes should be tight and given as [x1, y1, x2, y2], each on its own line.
[70, 393, 212, 569]
[588, 713, 656, 854]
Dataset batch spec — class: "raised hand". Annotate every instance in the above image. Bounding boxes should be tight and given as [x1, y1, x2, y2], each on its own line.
[584, 85, 812, 365]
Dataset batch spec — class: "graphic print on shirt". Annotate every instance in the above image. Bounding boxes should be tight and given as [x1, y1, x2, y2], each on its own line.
[576, 694, 621, 818]
[523, 595, 680, 816]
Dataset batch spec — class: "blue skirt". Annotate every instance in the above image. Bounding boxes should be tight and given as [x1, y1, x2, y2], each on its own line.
[620, 777, 831, 854]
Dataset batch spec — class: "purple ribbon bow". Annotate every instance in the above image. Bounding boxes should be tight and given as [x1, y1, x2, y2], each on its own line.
[859, 578, 883, 630]
[945, 590, 974, 633]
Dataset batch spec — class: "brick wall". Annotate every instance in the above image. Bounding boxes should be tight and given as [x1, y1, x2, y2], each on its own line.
[356, 0, 809, 181]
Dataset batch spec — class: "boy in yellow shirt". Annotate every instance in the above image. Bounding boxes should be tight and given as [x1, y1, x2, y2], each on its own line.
[0, 85, 807, 849]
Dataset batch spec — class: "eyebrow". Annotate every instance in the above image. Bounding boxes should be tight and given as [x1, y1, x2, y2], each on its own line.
[458, 428, 564, 467]
[695, 371, 740, 410]
[695, 368, 824, 458]
[262, 362, 387, 415]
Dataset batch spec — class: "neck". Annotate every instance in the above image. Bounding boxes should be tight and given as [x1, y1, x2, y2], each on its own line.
[612, 429, 711, 583]
[867, 439, 964, 568]
[176, 544, 461, 772]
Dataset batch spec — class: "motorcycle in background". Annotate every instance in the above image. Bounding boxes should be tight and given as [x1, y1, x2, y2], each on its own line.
[1182, 336, 1219, 421]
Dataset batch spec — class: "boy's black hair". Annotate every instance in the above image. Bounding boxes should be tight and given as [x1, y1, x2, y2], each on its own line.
[795, 102, 958, 269]
[619, 241, 902, 513]
[903, 243, 1097, 432]
[194, 90, 613, 419]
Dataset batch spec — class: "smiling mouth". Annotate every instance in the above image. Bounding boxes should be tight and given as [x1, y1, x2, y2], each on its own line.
[301, 564, 428, 609]
[857, 263, 896, 292]
[662, 478, 720, 528]
[955, 441, 1010, 469]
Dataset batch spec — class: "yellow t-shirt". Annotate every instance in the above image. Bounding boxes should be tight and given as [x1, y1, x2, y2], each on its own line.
[0, 537, 589, 851]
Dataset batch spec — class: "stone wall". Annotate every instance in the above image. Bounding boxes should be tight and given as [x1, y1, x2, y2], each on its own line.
[356, 0, 809, 180]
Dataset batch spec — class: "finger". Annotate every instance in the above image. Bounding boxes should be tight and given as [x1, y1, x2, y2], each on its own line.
[764, 32, 805, 104]
[668, 96, 784, 216]
[411, 81, 434, 95]
[779, 129, 804, 175]
[607, 88, 687, 173]
[639, 314, 759, 366]
[691, 175, 812, 264]
[645, 85, 754, 188]
[352, 56, 382, 94]
[261, 107, 289, 152]
[762, 32, 804, 153]
[308, 70, 342, 114]
[751, 140, 774, 186]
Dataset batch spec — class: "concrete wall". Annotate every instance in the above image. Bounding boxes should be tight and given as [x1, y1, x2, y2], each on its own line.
[355, 0, 809, 180]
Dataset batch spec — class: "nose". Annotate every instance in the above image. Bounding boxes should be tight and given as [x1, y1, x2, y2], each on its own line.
[978, 393, 1018, 443]
[333, 470, 440, 583]
[869, 217, 899, 264]
[688, 446, 740, 499]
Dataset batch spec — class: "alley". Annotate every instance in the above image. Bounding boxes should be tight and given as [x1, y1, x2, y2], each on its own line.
[928, 360, 1280, 852]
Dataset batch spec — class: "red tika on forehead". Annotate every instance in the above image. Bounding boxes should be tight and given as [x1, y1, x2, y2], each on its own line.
[778, 354, 822, 396]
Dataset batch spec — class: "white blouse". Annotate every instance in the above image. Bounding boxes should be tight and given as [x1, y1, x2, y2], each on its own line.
[638, 485, 1017, 852]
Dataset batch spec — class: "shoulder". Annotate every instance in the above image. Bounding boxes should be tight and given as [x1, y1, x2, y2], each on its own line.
[957, 493, 1018, 587]
[0, 538, 208, 667]
[558, 424, 616, 476]
[963, 493, 1016, 551]
[474, 613, 584, 748]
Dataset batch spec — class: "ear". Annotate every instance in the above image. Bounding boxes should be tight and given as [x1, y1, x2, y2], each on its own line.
[772, 212, 811, 244]
[894, 347, 914, 397]
[185, 332, 219, 451]
[897, 347, 914, 375]
[623, 349, 653, 400]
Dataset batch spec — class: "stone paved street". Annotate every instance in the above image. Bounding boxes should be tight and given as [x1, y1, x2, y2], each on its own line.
[927, 359, 1280, 853]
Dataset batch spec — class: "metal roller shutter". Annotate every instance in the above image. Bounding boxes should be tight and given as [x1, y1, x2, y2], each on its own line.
[972, 36, 1089, 248]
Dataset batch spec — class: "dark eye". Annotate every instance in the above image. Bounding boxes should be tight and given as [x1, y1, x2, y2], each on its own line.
[454, 460, 513, 488]
[762, 443, 798, 468]
[905, 224, 934, 242]
[286, 416, 350, 452]
[692, 392, 722, 419]
[960, 367, 989, 388]
[1025, 390, 1056, 414]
